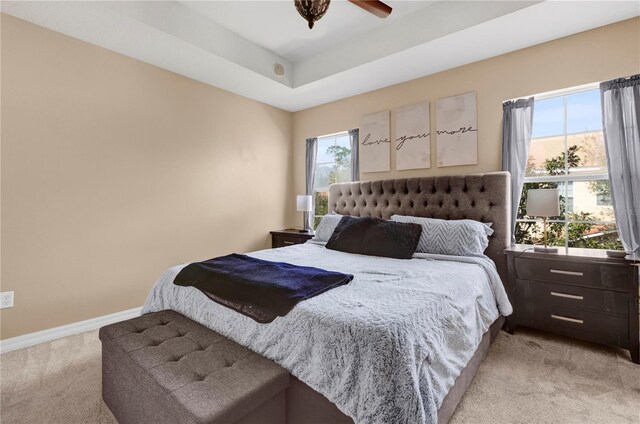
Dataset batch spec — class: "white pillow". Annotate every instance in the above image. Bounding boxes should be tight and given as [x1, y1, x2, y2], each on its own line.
[311, 214, 345, 243]
[390, 215, 493, 257]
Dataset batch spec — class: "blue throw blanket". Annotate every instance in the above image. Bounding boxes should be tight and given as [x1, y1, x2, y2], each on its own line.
[173, 253, 354, 323]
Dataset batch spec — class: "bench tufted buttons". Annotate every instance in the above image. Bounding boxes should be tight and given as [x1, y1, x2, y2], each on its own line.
[454, 200, 459, 207]
[471, 201, 476, 207]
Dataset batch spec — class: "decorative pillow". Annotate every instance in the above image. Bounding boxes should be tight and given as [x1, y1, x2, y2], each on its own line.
[311, 214, 346, 243]
[326, 216, 422, 259]
[390, 215, 493, 257]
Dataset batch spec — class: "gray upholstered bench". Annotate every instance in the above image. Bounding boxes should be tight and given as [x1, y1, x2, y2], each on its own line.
[100, 310, 289, 424]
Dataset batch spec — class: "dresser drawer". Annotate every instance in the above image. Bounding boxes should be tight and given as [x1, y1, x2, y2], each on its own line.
[514, 257, 632, 291]
[272, 234, 308, 248]
[516, 301, 629, 347]
[516, 279, 628, 316]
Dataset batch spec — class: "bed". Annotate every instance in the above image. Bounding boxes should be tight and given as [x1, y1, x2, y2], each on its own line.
[142, 171, 512, 424]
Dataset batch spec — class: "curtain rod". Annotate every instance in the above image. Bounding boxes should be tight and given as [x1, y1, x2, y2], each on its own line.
[504, 81, 600, 104]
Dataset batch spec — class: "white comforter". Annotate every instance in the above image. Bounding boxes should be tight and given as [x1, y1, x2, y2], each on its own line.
[142, 242, 512, 424]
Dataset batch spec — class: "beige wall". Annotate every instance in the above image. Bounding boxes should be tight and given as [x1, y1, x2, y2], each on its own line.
[0, 15, 293, 339]
[292, 17, 640, 218]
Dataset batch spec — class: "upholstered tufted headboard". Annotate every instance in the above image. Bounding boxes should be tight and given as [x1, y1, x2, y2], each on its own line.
[328, 171, 511, 286]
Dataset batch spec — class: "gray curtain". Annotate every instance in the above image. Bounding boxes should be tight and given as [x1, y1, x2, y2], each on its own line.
[305, 137, 318, 229]
[348, 129, 360, 182]
[601, 74, 640, 254]
[502, 97, 535, 245]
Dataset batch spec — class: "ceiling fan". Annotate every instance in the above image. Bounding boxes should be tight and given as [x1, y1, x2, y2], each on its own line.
[294, 0, 393, 29]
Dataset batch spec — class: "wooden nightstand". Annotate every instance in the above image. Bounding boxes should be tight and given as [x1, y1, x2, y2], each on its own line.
[270, 229, 314, 248]
[505, 245, 639, 364]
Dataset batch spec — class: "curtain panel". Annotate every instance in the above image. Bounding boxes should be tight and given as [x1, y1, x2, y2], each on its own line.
[348, 129, 360, 182]
[305, 137, 318, 229]
[501, 97, 535, 245]
[601, 74, 640, 254]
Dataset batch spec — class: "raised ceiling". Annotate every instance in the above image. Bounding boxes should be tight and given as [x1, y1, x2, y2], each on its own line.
[2, 1, 639, 112]
[181, 1, 437, 62]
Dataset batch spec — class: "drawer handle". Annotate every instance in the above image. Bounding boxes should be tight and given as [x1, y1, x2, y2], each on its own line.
[550, 291, 584, 300]
[283, 241, 295, 245]
[550, 269, 583, 277]
[550, 314, 584, 324]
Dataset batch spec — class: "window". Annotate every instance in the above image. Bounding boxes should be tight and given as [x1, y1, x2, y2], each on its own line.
[515, 85, 622, 250]
[313, 131, 352, 227]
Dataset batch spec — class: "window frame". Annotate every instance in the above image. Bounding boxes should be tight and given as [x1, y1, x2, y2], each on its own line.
[517, 83, 616, 250]
[313, 131, 352, 225]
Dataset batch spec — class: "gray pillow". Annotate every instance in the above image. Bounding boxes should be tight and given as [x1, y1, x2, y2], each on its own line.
[311, 214, 345, 243]
[390, 215, 493, 257]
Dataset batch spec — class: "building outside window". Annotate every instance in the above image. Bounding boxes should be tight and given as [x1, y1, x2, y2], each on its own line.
[515, 85, 622, 250]
[313, 131, 352, 227]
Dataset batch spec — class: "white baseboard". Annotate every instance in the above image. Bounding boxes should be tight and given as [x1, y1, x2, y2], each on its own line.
[0, 306, 142, 354]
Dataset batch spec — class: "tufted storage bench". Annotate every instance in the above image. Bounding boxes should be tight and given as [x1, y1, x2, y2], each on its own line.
[100, 310, 289, 424]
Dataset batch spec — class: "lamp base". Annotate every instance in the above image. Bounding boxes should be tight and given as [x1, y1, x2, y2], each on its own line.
[301, 211, 313, 234]
[533, 245, 559, 253]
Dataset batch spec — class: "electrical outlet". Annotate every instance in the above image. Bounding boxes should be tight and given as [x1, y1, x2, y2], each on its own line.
[1, 291, 14, 309]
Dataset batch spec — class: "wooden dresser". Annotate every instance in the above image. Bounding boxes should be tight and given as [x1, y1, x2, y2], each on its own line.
[504, 245, 639, 363]
[270, 229, 314, 248]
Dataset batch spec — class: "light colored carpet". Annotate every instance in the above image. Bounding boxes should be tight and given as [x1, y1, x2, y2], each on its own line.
[0, 327, 638, 424]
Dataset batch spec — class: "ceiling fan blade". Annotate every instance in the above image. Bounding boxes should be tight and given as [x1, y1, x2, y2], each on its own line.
[348, 0, 393, 18]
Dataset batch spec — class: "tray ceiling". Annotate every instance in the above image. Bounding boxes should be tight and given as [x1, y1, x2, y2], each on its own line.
[2, 1, 638, 112]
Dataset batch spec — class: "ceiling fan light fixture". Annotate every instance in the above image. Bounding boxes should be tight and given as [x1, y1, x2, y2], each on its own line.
[294, 0, 331, 29]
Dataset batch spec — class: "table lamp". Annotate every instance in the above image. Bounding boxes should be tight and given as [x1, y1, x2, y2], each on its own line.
[296, 195, 313, 233]
[526, 188, 560, 253]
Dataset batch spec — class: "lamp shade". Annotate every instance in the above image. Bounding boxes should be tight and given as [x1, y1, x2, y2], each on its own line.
[296, 195, 313, 212]
[526, 189, 560, 217]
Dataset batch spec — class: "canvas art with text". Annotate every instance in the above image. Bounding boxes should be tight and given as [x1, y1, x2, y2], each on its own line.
[360, 110, 391, 173]
[436, 92, 478, 167]
[395, 102, 431, 170]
